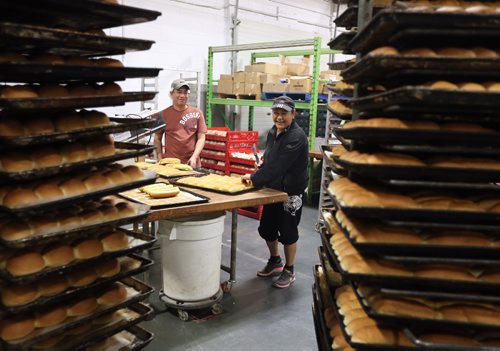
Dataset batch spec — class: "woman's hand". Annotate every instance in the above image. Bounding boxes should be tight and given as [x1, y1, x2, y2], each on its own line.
[241, 174, 252, 185]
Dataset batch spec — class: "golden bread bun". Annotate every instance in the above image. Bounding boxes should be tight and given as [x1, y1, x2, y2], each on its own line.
[67, 296, 98, 317]
[92, 311, 117, 325]
[3, 188, 40, 208]
[68, 84, 97, 97]
[68, 266, 98, 287]
[30, 53, 64, 65]
[484, 82, 500, 92]
[83, 174, 111, 191]
[96, 258, 121, 278]
[33, 147, 63, 167]
[34, 182, 63, 201]
[416, 265, 473, 281]
[97, 82, 122, 95]
[54, 113, 86, 131]
[368, 46, 399, 56]
[0, 220, 33, 241]
[64, 56, 93, 65]
[97, 283, 128, 306]
[1, 283, 39, 307]
[37, 84, 69, 98]
[6, 251, 45, 276]
[458, 82, 486, 91]
[99, 204, 120, 220]
[465, 5, 494, 13]
[94, 57, 123, 67]
[87, 137, 115, 158]
[42, 243, 74, 267]
[420, 333, 477, 345]
[1, 85, 38, 98]
[0, 53, 27, 63]
[435, 47, 475, 57]
[159, 157, 181, 165]
[471, 47, 497, 58]
[82, 110, 110, 127]
[59, 178, 87, 196]
[0, 152, 35, 172]
[0, 119, 25, 136]
[73, 238, 104, 259]
[0, 316, 35, 341]
[401, 48, 437, 56]
[34, 306, 67, 328]
[435, 5, 465, 13]
[100, 231, 129, 252]
[121, 165, 144, 180]
[115, 202, 137, 217]
[428, 81, 458, 89]
[62, 142, 89, 163]
[118, 256, 141, 271]
[103, 170, 129, 185]
[24, 117, 55, 135]
[38, 275, 68, 296]
[80, 209, 104, 225]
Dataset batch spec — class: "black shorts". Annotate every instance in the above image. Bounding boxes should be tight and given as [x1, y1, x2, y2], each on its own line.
[258, 194, 303, 245]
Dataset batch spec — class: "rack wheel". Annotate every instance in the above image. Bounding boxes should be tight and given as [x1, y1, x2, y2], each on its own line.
[178, 309, 189, 321]
[211, 303, 223, 315]
[221, 281, 233, 293]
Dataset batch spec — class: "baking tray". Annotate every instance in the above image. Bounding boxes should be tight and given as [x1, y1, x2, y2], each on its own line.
[0, 63, 161, 83]
[0, 92, 157, 111]
[1, 278, 153, 350]
[348, 9, 500, 53]
[0, 229, 156, 284]
[0, 254, 153, 315]
[342, 56, 500, 84]
[0, 22, 155, 56]
[327, 104, 352, 120]
[326, 84, 354, 97]
[334, 6, 383, 28]
[173, 175, 255, 195]
[334, 157, 500, 183]
[382, 219, 500, 232]
[405, 327, 500, 351]
[0, 0, 161, 31]
[333, 124, 500, 147]
[0, 199, 150, 249]
[119, 185, 209, 209]
[327, 31, 356, 53]
[352, 87, 500, 116]
[0, 116, 156, 147]
[312, 270, 333, 351]
[0, 169, 157, 214]
[328, 61, 355, 70]
[353, 284, 500, 334]
[0, 143, 155, 182]
[76, 324, 154, 351]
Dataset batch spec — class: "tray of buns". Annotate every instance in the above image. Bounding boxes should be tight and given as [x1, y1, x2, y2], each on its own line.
[327, 99, 352, 120]
[77, 324, 153, 351]
[0, 166, 156, 214]
[0, 197, 150, 249]
[348, 8, 500, 53]
[328, 177, 500, 224]
[334, 6, 384, 29]
[0, 254, 153, 315]
[353, 284, 500, 334]
[333, 209, 500, 260]
[0, 284, 153, 351]
[0, 91, 157, 111]
[326, 83, 354, 97]
[334, 118, 500, 147]
[352, 86, 500, 116]
[173, 173, 254, 195]
[0, 142, 155, 182]
[0, 114, 156, 147]
[0, 63, 162, 83]
[327, 31, 356, 53]
[136, 162, 204, 178]
[328, 60, 355, 71]
[311, 270, 333, 351]
[342, 55, 500, 84]
[0, 0, 161, 31]
[119, 184, 209, 209]
[317, 245, 343, 288]
[0, 22, 155, 56]
[0, 228, 155, 284]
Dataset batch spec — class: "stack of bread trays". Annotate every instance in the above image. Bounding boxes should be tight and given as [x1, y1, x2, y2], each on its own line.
[0, 1, 162, 350]
[317, 1, 500, 350]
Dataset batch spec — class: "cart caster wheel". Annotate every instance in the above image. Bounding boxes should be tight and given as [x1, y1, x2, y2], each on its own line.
[211, 304, 223, 315]
[178, 310, 189, 321]
[221, 281, 233, 293]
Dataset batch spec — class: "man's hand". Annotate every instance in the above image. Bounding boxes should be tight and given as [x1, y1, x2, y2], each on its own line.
[241, 174, 252, 185]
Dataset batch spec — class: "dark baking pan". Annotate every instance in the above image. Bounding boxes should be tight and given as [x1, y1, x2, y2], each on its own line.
[334, 124, 500, 147]
[342, 56, 500, 84]
[0, 200, 150, 249]
[1, 278, 154, 350]
[381, 179, 500, 193]
[328, 61, 355, 71]
[0, 254, 154, 315]
[0, 229, 156, 284]
[312, 267, 333, 351]
[334, 6, 383, 29]
[384, 219, 500, 232]
[334, 157, 500, 183]
[326, 85, 354, 97]
[0, 63, 161, 83]
[0, 116, 156, 147]
[334, 212, 500, 260]
[327, 31, 356, 53]
[348, 9, 500, 53]
[318, 245, 344, 288]
[351, 87, 500, 115]
[0, 143, 155, 182]
[0, 22, 155, 56]
[0, 92, 157, 111]
[353, 284, 500, 335]
[0, 0, 161, 31]
[327, 105, 352, 120]
[76, 324, 154, 351]
[0, 170, 157, 214]
[119, 186, 209, 210]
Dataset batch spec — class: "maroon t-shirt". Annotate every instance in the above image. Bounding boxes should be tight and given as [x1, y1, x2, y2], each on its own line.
[160, 106, 207, 165]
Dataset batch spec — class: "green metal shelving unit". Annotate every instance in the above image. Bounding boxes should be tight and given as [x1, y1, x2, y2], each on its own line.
[206, 37, 340, 202]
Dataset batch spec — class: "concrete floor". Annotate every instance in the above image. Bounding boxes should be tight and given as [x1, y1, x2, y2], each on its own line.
[141, 204, 321, 351]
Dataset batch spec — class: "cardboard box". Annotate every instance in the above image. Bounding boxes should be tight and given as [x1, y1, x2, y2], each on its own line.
[320, 70, 341, 82]
[262, 82, 289, 93]
[218, 78, 233, 95]
[233, 71, 246, 83]
[219, 74, 233, 81]
[245, 72, 264, 84]
[233, 82, 246, 95]
[289, 77, 312, 93]
[286, 63, 310, 76]
[245, 62, 282, 75]
[259, 74, 281, 85]
[244, 83, 261, 96]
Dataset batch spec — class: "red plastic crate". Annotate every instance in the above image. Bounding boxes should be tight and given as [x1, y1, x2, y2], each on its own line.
[200, 151, 227, 162]
[201, 161, 227, 173]
[228, 130, 258, 142]
[206, 127, 230, 141]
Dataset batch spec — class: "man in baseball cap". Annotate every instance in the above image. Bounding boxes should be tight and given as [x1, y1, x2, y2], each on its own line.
[170, 78, 190, 92]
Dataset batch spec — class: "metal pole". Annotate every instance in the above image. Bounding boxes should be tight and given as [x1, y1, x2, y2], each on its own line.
[229, 0, 240, 130]
[207, 47, 214, 127]
[230, 209, 238, 283]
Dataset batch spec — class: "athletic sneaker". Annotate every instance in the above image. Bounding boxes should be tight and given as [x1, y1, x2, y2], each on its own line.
[273, 269, 296, 289]
[257, 259, 284, 277]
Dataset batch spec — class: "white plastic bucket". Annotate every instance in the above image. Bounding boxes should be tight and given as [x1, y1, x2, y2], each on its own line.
[158, 212, 225, 302]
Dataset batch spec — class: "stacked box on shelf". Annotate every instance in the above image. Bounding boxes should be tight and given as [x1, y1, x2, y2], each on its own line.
[0, 2, 161, 350]
[317, 1, 500, 350]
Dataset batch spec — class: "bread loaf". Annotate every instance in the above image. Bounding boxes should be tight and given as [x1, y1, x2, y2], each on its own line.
[471, 47, 497, 58]
[3, 188, 40, 208]
[33, 147, 63, 167]
[94, 57, 123, 67]
[368, 46, 399, 56]
[97, 283, 128, 306]
[435, 47, 475, 57]
[0, 316, 35, 341]
[1, 283, 39, 307]
[1, 85, 38, 98]
[96, 82, 122, 95]
[73, 238, 104, 259]
[401, 48, 437, 57]
[0, 153, 35, 172]
[159, 157, 181, 165]
[37, 84, 69, 98]
[60, 178, 87, 196]
[465, 5, 494, 13]
[42, 244, 74, 267]
[64, 56, 93, 65]
[96, 258, 121, 278]
[121, 165, 144, 180]
[83, 174, 111, 191]
[67, 296, 98, 317]
[35, 306, 67, 328]
[458, 82, 485, 91]
[54, 113, 86, 131]
[68, 266, 98, 287]
[82, 110, 110, 127]
[6, 251, 45, 276]
[92, 311, 117, 325]
[0, 220, 33, 241]
[427, 81, 459, 89]
[24, 117, 55, 135]
[87, 137, 115, 158]
[38, 275, 68, 296]
[68, 84, 97, 97]
[101, 231, 129, 252]
[484, 82, 500, 92]
[0, 119, 25, 136]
